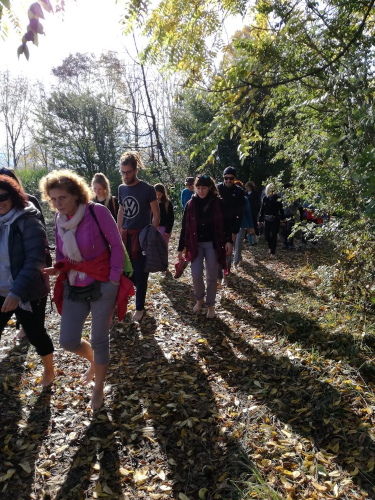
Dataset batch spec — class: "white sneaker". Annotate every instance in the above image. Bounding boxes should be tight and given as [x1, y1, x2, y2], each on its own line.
[222, 275, 228, 286]
[132, 310, 144, 322]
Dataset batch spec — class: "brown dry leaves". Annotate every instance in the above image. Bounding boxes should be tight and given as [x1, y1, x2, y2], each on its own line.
[0, 236, 374, 499]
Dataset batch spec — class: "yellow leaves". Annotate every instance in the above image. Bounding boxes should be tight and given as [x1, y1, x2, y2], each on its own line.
[199, 488, 208, 499]
[133, 468, 149, 485]
[279, 475, 294, 490]
[119, 468, 133, 478]
[19, 460, 31, 474]
[0, 468, 15, 482]
[93, 481, 114, 498]
[311, 480, 328, 492]
[367, 457, 375, 472]
[179, 493, 190, 500]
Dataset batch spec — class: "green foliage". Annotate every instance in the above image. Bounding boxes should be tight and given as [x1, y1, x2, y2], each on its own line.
[34, 53, 130, 191]
[17, 167, 48, 199]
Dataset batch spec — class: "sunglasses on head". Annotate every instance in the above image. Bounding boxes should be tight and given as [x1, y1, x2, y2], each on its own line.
[224, 176, 234, 181]
[197, 174, 209, 179]
[0, 192, 10, 202]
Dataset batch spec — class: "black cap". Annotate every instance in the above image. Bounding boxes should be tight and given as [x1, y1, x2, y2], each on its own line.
[223, 166, 237, 177]
[185, 177, 195, 185]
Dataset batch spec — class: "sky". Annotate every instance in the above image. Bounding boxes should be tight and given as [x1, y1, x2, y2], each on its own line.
[1, 0, 242, 82]
[1, 0, 126, 81]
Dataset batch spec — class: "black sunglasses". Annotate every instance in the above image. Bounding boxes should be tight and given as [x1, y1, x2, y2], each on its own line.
[0, 192, 10, 202]
[224, 176, 235, 181]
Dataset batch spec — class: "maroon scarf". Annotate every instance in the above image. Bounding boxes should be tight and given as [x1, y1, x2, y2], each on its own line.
[184, 196, 227, 270]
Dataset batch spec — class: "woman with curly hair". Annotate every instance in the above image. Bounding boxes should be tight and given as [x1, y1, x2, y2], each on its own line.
[40, 169, 125, 409]
[177, 175, 232, 318]
[0, 175, 54, 387]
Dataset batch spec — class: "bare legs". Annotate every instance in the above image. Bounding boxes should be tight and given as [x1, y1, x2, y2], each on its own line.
[40, 353, 55, 387]
[72, 339, 107, 410]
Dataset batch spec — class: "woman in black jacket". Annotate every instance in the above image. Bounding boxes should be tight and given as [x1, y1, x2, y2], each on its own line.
[154, 183, 174, 249]
[259, 183, 285, 258]
[0, 175, 54, 386]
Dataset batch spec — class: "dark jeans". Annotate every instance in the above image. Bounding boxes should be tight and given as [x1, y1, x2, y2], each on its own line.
[281, 219, 295, 248]
[125, 234, 149, 311]
[0, 296, 54, 356]
[250, 209, 260, 236]
[264, 220, 280, 254]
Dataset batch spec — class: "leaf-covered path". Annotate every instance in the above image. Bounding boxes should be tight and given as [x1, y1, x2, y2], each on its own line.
[0, 237, 374, 500]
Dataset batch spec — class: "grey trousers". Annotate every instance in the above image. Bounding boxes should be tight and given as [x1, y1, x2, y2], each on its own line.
[60, 281, 118, 365]
[190, 241, 219, 307]
[234, 228, 246, 265]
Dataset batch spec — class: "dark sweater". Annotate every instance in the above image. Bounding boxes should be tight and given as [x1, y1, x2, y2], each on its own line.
[159, 200, 174, 233]
[94, 196, 119, 220]
[217, 183, 245, 234]
[178, 195, 232, 251]
[259, 195, 285, 222]
[9, 208, 50, 302]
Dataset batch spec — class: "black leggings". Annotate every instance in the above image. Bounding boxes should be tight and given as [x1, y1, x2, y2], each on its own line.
[264, 220, 280, 254]
[0, 296, 54, 357]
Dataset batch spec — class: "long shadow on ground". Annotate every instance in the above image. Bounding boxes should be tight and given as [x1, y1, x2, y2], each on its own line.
[224, 271, 375, 385]
[0, 341, 52, 499]
[106, 314, 251, 499]
[162, 279, 375, 496]
[56, 411, 123, 499]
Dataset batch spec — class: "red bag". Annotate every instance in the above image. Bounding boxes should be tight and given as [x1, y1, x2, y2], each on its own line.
[174, 258, 188, 279]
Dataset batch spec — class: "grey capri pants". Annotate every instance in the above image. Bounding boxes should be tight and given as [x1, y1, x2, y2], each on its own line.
[60, 281, 118, 365]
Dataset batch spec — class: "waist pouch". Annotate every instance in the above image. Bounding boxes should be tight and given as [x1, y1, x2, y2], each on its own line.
[264, 214, 276, 222]
[68, 281, 102, 302]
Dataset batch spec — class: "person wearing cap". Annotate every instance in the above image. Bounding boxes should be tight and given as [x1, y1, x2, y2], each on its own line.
[181, 177, 195, 208]
[217, 166, 245, 284]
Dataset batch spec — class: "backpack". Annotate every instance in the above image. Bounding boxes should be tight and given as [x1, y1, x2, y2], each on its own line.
[139, 224, 168, 273]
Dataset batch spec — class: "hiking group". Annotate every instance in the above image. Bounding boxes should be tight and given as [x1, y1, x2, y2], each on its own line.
[0, 152, 303, 409]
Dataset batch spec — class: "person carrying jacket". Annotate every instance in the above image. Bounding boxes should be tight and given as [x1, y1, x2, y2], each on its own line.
[117, 151, 160, 323]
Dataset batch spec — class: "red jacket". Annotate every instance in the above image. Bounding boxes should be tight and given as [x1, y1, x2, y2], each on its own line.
[53, 250, 134, 321]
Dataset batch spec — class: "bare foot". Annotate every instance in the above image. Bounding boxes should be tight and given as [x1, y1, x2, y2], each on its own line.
[132, 310, 144, 322]
[82, 365, 95, 385]
[193, 299, 204, 313]
[91, 387, 104, 410]
[206, 306, 215, 319]
[16, 327, 26, 340]
[40, 370, 55, 388]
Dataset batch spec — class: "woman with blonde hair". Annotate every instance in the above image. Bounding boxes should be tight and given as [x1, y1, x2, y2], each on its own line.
[40, 169, 125, 409]
[91, 172, 119, 220]
[154, 183, 174, 248]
